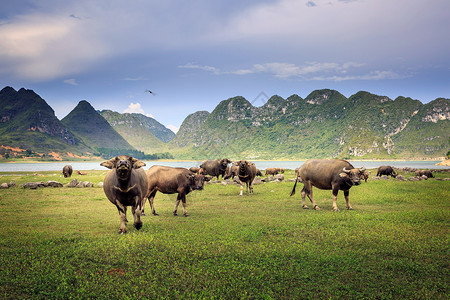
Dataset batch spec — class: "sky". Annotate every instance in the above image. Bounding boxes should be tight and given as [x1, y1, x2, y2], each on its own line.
[1, 0, 449, 133]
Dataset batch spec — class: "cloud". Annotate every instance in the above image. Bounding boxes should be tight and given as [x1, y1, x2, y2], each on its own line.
[305, 1, 317, 7]
[123, 102, 154, 118]
[166, 124, 179, 134]
[63, 78, 78, 85]
[179, 60, 399, 81]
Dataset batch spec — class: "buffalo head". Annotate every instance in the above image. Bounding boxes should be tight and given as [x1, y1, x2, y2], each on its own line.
[189, 173, 205, 191]
[340, 166, 366, 186]
[101, 155, 146, 180]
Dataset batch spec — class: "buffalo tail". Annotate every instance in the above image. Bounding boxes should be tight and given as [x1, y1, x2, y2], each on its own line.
[290, 178, 298, 197]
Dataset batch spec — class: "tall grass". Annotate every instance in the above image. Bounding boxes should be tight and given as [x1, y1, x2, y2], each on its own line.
[0, 170, 448, 299]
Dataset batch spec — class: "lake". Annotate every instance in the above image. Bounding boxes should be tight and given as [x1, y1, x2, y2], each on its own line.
[0, 160, 447, 172]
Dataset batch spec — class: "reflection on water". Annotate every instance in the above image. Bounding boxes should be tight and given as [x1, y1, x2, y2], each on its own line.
[0, 160, 446, 172]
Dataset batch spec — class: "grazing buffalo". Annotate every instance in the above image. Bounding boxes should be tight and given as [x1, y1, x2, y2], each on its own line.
[200, 159, 231, 180]
[361, 171, 370, 182]
[376, 166, 397, 178]
[144, 166, 205, 217]
[256, 169, 263, 177]
[101, 155, 148, 234]
[290, 159, 365, 211]
[236, 160, 257, 196]
[415, 170, 434, 178]
[265, 168, 279, 176]
[62, 165, 73, 178]
[223, 163, 239, 180]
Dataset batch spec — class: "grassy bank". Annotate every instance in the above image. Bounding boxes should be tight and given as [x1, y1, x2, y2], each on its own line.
[0, 170, 448, 299]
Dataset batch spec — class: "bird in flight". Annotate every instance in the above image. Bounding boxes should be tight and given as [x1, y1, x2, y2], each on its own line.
[145, 89, 156, 95]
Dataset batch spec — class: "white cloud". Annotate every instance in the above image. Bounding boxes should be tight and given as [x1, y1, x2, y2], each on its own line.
[166, 124, 179, 134]
[123, 102, 154, 118]
[63, 78, 78, 85]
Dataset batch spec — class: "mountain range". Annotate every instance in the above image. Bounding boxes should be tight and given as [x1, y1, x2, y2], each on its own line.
[0, 86, 448, 160]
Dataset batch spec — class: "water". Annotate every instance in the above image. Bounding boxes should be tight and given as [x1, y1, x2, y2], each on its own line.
[0, 160, 446, 172]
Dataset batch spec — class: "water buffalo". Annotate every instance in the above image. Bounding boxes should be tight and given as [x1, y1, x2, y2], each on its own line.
[62, 165, 73, 178]
[223, 163, 239, 180]
[376, 166, 397, 178]
[144, 166, 205, 217]
[189, 167, 203, 174]
[360, 171, 370, 182]
[265, 168, 279, 176]
[77, 170, 88, 175]
[290, 159, 365, 211]
[200, 159, 231, 180]
[101, 155, 148, 234]
[415, 170, 434, 178]
[236, 160, 257, 196]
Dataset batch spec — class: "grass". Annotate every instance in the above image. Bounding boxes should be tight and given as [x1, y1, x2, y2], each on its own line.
[0, 169, 449, 299]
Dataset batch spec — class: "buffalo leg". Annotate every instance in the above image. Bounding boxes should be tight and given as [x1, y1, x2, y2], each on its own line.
[180, 194, 189, 217]
[239, 184, 243, 196]
[302, 184, 319, 210]
[116, 203, 128, 234]
[249, 182, 253, 194]
[344, 190, 353, 210]
[146, 190, 159, 216]
[174, 192, 183, 216]
[131, 197, 143, 230]
[332, 186, 340, 211]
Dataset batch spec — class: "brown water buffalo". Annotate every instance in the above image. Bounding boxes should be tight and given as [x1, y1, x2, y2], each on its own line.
[76, 170, 88, 175]
[376, 166, 397, 178]
[62, 165, 72, 178]
[415, 170, 434, 178]
[290, 159, 365, 211]
[265, 168, 279, 176]
[101, 155, 148, 234]
[200, 159, 231, 180]
[360, 171, 370, 182]
[144, 165, 205, 217]
[223, 163, 239, 180]
[237, 160, 257, 196]
[189, 167, 202, 174]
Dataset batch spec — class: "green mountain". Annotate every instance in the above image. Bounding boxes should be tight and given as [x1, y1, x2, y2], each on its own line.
[170, 90, 449, 160]
[100, 110, 172, 153]
[0, 86, 89, 154]
[61, 101, 134, 153]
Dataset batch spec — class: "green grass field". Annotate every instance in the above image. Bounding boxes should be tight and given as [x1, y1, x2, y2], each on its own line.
[0, 169, 449, 299]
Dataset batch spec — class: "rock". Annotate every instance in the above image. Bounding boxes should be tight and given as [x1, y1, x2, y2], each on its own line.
[46, 181, 63, 187]
[0, 183, 9, 189]
[395, 175, 406, 181]
[421, 175, 429, 180]
[67, 178, 79, 187]
[252, 177, 263, 185]
[8, 181, 15, 187]
[77, 181, 93, 188]
[22, 182, 46, 189]
[436, 159, 450, 166]
[98, 182, 104, 187]
[274, 174, 284, 181]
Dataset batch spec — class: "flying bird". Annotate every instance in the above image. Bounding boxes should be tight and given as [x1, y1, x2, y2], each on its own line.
[145, 89, 156, 95]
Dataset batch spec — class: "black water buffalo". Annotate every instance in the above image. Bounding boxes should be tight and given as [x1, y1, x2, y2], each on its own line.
[101, 155, 148, 234]
[415, 170, 434, 178]
[62, 165, 73, 178]
[290, 159, 365, 211]
[200, 159, 231, 180]
[376, 166, 397, 178]
[236, 160, 257, 196]
[144, 166, 205, 217]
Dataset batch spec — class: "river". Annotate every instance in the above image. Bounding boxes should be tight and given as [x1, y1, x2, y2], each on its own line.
[0, 160, 446, 172]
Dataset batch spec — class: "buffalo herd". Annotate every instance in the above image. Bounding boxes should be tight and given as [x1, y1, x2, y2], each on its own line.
[98, 155, 439, 233]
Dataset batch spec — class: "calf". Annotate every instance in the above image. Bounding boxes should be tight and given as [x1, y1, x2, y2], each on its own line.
[265, 168, 279, 176]
[101, 155, 148, 234]
[144, 166, 205, 217]
[376, 166, 397, 178]
[415, 170, 434, 178]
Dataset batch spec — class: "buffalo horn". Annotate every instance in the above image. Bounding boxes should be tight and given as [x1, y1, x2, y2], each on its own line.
[343, 167, 351, 173]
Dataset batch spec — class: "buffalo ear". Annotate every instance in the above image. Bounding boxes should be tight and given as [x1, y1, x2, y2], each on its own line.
[100, 158, 115, 169]
[339, 172, 348, 178]
[132, 158, 146, 169]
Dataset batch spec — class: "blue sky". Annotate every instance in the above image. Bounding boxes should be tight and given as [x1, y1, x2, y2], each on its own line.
[1, 0, 449, 133]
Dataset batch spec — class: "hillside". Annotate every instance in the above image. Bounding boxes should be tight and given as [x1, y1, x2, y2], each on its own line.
[0, 86, 448, 161]
[100, 110, 171, 153]
[170, 90, 450, 160]
[0, 87, 91, 157]
[61, 101, 134, 154]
